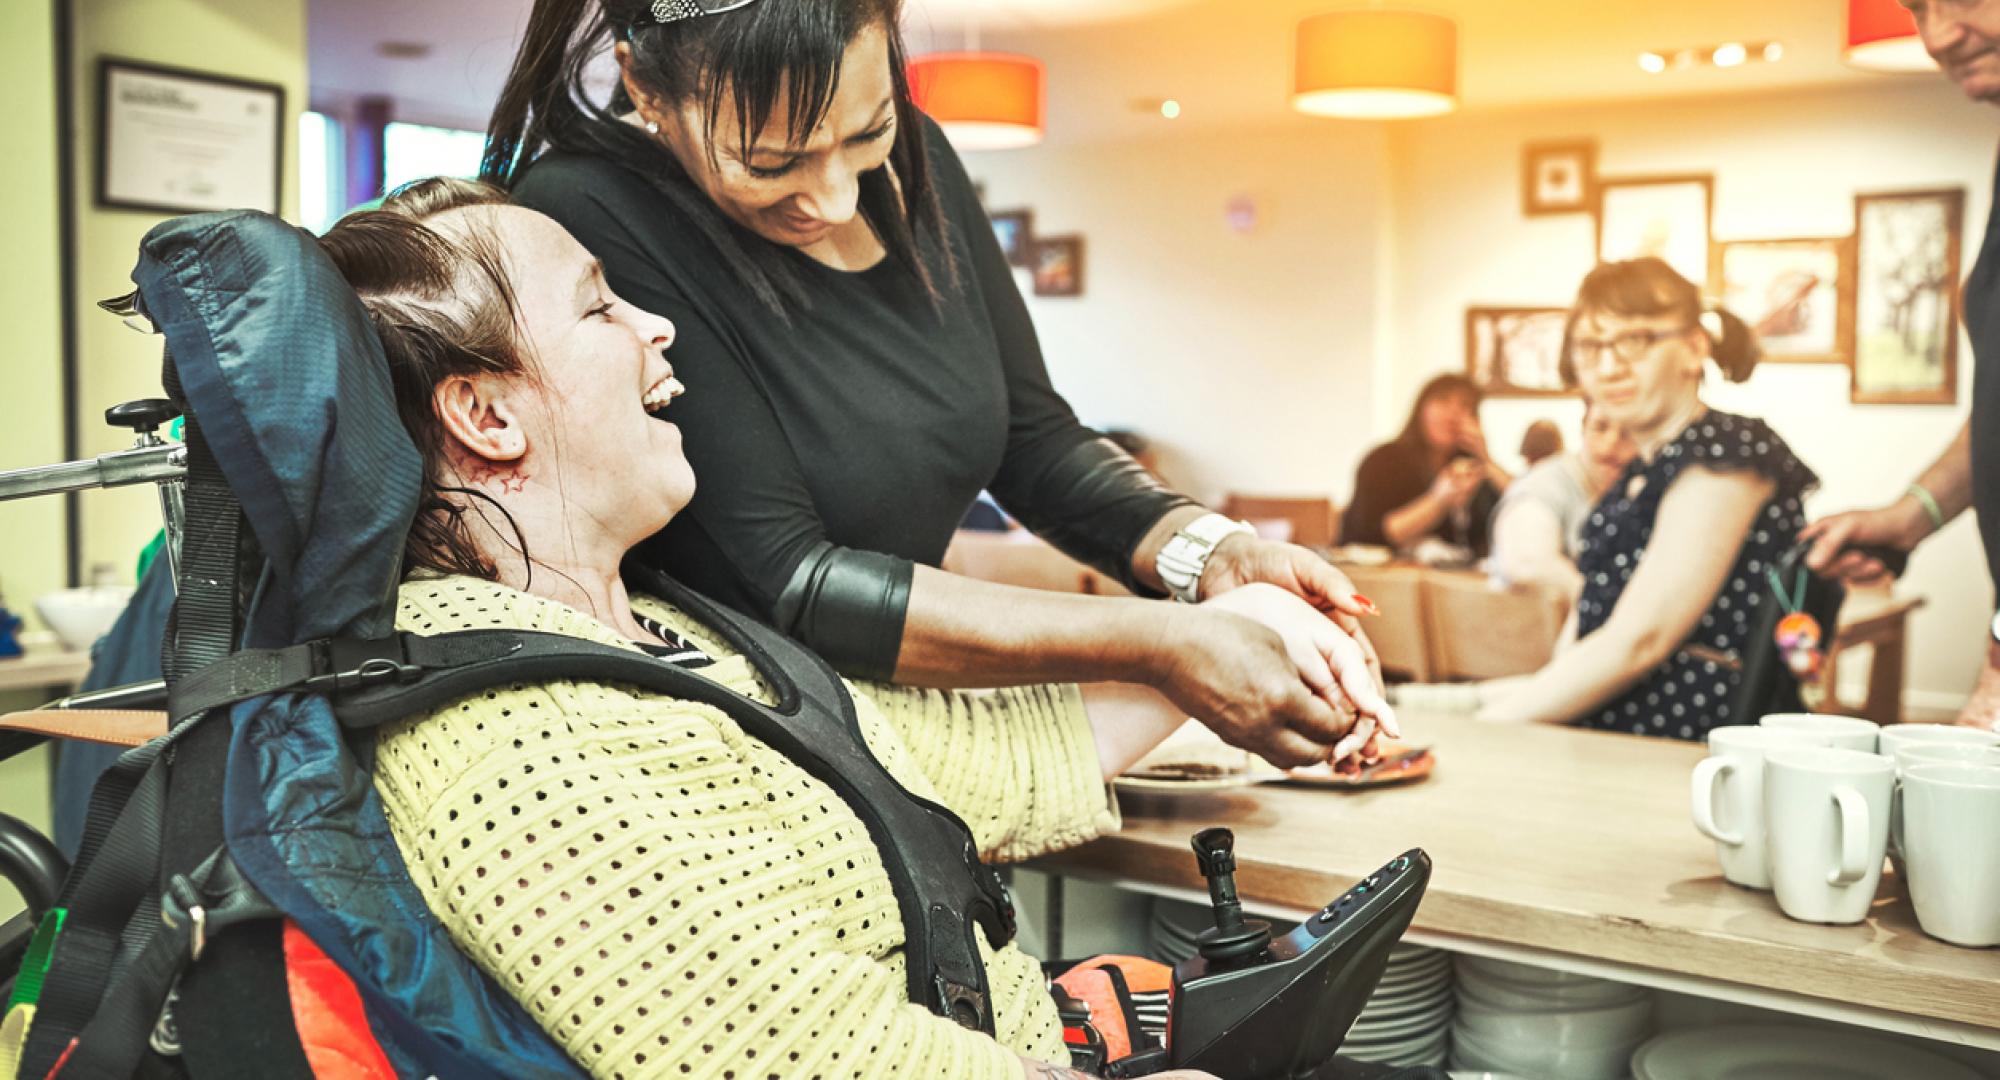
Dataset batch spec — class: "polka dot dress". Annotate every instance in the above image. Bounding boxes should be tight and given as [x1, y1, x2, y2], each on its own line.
[1574, 412, 1817, 742]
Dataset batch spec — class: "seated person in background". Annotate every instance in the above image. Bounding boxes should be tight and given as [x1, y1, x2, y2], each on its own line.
[1478, 258, 1815, 742]
[1518, 419, 1565, 468]
[1488, 401, 1638, 598]
[321, 179, 1389, 1080]
[1342, 374, 1511, 557]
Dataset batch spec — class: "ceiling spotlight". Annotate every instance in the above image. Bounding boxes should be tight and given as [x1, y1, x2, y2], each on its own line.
[1639, 40, 1783, 74]
[1711, 42, 1748, 67]
[1160, 99, 1182, 119]
[1638, 51, 1667, 74]
[1762, 42, 1785, 62]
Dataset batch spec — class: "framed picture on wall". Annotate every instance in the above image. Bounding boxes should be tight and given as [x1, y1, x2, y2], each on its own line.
[1850, 188, 1965, 405]
[1596, 174, 1714, 291]
[1465, 307, 1574, 397]
[1031, 235, 1085, 298]
[1521, 140, 1596, 216]
[989, 208, 1033, 267]
[1715, 236, 1854, 365]
[97, 58, 286, 215]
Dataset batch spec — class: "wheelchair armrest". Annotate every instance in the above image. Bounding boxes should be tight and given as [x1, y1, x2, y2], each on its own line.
[0, 812, 69, 922]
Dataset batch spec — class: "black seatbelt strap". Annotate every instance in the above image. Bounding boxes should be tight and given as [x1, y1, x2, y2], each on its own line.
[331, 567, 1014, 1034]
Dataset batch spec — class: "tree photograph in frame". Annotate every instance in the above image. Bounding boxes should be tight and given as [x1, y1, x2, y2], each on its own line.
[1851, 189, 1964, 405]
[1031, 235, 1085, 298]
[1521, 140, 1596, 216]
[1716, 237, 1854, 365]
[1465, 307, 1573, 397]
[1596, 175, 1715, 291]
[988, 208, 1033, 268]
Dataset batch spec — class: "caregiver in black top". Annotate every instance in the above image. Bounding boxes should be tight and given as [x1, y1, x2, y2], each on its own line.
[482, 0, 1387, 766]
[1802, 0, 2000, 733]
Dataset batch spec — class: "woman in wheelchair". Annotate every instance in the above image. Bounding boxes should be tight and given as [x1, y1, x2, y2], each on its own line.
[311, 176, 1391, 1080]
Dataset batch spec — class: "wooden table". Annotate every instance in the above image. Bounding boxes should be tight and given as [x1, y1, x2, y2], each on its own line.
[0, 649, 90, 696]
[1036, 713, 2000, 1052]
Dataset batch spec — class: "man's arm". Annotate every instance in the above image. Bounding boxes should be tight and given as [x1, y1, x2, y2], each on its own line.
[1802, 419, 1971, 584]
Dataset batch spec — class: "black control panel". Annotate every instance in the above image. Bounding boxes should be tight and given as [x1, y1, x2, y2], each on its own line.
[1158, 836, 1431, 1080]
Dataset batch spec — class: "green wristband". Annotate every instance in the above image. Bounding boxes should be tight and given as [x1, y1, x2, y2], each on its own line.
[1907, 483, 1946, 531]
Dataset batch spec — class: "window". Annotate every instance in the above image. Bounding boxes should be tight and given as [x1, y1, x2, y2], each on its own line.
[297, 110, 343, 234]
[381, 121, 487, 194]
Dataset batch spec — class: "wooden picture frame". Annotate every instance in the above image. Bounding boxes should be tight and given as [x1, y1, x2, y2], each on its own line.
[1521, 140, 1596, 217]
[97, 57, 286, 215]
[1850, 188, 1964, 405]
[1031, 235, 1085, 298]
[1714, 236, 1855, 365]
[988, 208, 1033, 268]
[1465, 306, 1575, 397]
[1596, 174, 1715, 291]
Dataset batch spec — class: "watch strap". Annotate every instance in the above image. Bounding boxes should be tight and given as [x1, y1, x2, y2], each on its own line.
[1156, 514, 1254, 604]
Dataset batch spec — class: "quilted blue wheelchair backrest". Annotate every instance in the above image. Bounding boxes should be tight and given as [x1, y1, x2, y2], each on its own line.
[129, 209, 585, 1080]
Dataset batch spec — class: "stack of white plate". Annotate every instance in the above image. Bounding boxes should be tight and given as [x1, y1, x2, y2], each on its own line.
[1630, 1025, 1985, 1079]
[1340, 944, 1454, 1067]
[1448, 956, 1653, 1079]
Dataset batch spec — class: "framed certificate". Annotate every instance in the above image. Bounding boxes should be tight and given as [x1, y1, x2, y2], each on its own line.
[97, 58, 286, 215]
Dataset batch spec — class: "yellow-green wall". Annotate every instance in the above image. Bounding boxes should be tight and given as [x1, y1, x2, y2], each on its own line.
[0, 0, 67, 626]
[73, 0, 308, 580]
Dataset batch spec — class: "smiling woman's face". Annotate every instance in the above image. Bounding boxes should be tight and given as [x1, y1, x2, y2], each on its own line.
[628, 22, 899, 249]
[456, 206, 694, 538]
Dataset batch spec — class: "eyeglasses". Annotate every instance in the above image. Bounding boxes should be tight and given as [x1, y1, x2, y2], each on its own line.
[647, 0, 760, 25]
[1569, 325, 1691, 365]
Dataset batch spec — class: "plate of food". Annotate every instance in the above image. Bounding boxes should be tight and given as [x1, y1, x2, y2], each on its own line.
[1282, 741, 1434, 789]
[1117, 721, 1276, 792]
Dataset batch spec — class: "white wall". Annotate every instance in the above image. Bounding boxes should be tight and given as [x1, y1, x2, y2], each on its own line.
[964, 122, 1390, 504]
[969, 78, 1993, 709]
[1389, 80, 1996, 710]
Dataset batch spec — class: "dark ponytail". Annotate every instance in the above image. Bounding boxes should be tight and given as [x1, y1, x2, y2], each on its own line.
[1700, 304, 1762, 383]
[1560, 257, 1764, 386]
[481, 0, 955, 318]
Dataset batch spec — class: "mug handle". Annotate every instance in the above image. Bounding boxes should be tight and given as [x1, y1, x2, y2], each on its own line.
[1827, 785, 1871, 887]
[1691, 758, 1743, 845]
[1888, 780, 1903, 861]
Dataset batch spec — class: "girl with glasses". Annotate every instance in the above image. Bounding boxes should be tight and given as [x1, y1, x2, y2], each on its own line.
[1478, 258, 1817, 742]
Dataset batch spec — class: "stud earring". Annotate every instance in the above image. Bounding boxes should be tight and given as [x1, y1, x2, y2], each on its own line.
[645, 120, 661, 135]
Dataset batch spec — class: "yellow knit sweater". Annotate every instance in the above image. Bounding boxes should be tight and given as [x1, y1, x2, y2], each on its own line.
[371, 576, 1119, 1079]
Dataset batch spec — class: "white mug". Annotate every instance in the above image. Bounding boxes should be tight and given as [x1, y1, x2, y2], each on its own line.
[1878, 724, 2000, 761]
[1691, 726, 1827, 890]
[1891, 741, 2000, 773]
[1899, 764, 2000, 947]
[1760, 713, 1881, 754]
[1763, 747, 1894, 925]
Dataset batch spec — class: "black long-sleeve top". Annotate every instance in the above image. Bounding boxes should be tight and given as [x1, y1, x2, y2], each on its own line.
[512, 116, 1191, 676]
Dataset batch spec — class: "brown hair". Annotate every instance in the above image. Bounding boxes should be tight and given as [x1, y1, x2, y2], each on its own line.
[1395, 373, 1483, 452]
[1560, 257, 1761, 387]
[316, 177, 530, 581]
[481, 0, 952, 316]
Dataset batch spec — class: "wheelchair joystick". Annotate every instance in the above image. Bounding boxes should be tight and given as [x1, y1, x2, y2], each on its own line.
[1191, 828, 1272, 965]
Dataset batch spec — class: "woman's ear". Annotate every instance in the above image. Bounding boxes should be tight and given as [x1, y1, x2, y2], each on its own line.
[434, 374, 528, 464]
[614, 42, 665, 129]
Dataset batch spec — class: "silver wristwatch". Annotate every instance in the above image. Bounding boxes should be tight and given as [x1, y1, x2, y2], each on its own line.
[1155, 513, 1255, 604]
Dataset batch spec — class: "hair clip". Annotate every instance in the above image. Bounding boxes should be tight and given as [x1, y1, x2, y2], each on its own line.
[649, 0, 759, 23]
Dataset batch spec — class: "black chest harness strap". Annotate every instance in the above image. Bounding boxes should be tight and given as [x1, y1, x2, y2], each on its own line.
[163, 567, 1014, 1035]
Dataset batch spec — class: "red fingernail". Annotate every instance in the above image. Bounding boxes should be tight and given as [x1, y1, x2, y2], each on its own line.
[1352, 594, 1380, 614]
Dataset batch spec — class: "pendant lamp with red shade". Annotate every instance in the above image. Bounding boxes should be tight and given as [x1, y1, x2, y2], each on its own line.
[1843, 0, 1939, 72]
[908, 52, 1046, 151]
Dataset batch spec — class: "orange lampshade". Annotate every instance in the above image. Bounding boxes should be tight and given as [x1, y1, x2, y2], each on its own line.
[1843, 0, 1938, 72]
[908, 52, 1045, 151]
[1293, 9, 1458, 119]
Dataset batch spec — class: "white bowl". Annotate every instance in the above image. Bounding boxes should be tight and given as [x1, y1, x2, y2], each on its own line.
[1454, 995, 1654, 1049]
[34, 586, 134, 652]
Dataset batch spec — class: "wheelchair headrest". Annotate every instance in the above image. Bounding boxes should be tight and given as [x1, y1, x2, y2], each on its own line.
[130, 210, 420, 646]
